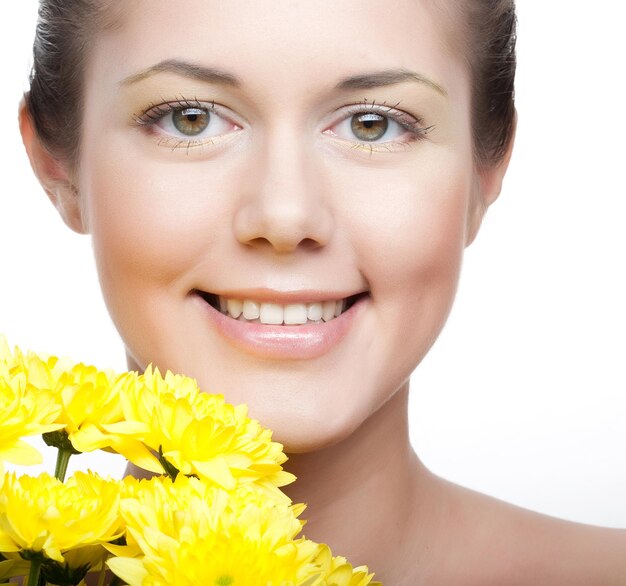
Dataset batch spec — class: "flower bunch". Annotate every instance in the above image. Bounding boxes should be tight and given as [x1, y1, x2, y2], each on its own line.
[0, 338, 380, 586]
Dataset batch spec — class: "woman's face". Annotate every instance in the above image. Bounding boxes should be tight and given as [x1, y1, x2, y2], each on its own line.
[71, 0, 486, 451]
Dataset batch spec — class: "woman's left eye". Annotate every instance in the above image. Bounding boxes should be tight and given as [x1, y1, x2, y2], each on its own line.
[325, 106, 430, 145]
[170, 107, 212, 136]
[135, 101, 240, 143]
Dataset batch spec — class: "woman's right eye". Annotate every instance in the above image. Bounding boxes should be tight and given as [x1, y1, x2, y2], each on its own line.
[135, 101, 241, 144]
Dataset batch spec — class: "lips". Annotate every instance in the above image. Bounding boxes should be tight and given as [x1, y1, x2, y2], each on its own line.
[193, 289, 369, 359]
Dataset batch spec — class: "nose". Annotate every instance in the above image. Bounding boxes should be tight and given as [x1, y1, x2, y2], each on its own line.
[232, 133, 333, 254]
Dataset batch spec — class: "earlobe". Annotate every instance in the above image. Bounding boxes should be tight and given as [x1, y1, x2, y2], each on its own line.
[18, 97, 87, 234]
[465, 111, 517, 246]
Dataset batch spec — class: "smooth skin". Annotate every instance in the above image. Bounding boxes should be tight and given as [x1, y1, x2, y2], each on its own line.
[20, 0, 626, 583]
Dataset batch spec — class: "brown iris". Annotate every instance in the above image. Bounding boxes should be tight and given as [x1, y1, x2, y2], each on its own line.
[350, 113, 388, 141]
[172, 107, 210, 136]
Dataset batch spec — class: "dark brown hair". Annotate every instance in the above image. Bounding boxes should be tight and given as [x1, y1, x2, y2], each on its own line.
[26, 0, 516, 168]
[26, 0, 118, 166]
[462, 0, 517, 167]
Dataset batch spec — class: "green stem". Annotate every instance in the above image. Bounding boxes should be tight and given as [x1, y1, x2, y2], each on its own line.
[157, 446, 180, 481]
[54, 449, 72, 482]
[26, 558, 43, 586]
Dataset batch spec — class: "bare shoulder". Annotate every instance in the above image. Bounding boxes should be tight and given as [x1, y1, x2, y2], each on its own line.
[428, 476, 626, 586]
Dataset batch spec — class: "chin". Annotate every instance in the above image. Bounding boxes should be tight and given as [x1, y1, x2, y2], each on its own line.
[123, 332, 385, 455]
[253, 400, 370, 455]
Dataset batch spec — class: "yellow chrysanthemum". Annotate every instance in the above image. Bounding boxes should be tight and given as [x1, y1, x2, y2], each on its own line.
[47, 364, 129, 453]
[108, 476, 378, 586]
[0, 339, 141, 457]
[42, 366, 154, 466]
[108, 475, 319, 586]
[113, 367, 295, 497]
[0, 336, 65, 386]
[0, 341, 379, 585]
[0, 341, 64, 467]
[2, 341, 294, 496]
[0, 471, 123, 563]
[309, 545, 381, 586]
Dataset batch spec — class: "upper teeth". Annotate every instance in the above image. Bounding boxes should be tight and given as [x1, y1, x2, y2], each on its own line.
[219, 297, 346, 325]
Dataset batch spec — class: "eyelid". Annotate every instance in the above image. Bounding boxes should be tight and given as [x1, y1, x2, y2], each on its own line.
[134, 98, 205, 124]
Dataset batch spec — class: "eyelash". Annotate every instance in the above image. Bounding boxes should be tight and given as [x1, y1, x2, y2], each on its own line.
[132, 96, 434, 151]
[330, 99, 435, 151]
[132, 97, 225, 149]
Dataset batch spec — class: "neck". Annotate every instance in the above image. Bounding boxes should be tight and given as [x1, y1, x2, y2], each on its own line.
[282, 382, 442, 583]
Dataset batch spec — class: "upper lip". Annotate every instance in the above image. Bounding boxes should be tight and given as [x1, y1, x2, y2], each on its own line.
[192, 287, 369, 304]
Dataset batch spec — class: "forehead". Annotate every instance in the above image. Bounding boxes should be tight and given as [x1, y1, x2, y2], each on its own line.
[90, 0, 467, 100]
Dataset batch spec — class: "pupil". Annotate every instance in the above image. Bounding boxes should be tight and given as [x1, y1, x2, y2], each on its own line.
[172, 108, 209, 136]
[351, 113, 388, 142]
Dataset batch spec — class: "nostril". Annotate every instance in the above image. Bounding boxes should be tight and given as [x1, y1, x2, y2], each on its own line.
[242, 236, 282, 251]
[300, 237, 325, 250]
[245, 237, 269, 248]
[241, 235, 323, 253]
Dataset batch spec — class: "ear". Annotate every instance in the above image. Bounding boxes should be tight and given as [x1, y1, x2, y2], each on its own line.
[19, 97, 87, 234]
[465, 112, 517, 246]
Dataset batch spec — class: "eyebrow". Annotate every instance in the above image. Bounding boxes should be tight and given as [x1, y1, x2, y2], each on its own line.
[335, 69, 447, 97]
[119, 59, 240, 87]
[120, 60, 447, 97]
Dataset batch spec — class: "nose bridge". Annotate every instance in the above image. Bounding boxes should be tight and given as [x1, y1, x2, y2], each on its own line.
[233, 119, 333, 253]
[260, 123, 307, 198]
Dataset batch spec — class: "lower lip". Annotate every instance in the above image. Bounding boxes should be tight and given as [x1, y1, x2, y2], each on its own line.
[195, 294, 367, 360]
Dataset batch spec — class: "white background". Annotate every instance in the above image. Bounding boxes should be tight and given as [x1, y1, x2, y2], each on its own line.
[1, 3, 625, 527]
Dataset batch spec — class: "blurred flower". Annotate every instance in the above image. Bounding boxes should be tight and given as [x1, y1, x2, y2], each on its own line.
[40, 545, 107, 586]
[0, 558, 30, 583]
[0, 472, 123, 563]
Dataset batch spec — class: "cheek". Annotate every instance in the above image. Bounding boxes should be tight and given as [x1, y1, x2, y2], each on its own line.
[335, 157, 470, 293]
[385, 172, 468, 354]
[77, 137, 248, 362]
[331, 154, 471, 382]
[81, 143, 236, 294]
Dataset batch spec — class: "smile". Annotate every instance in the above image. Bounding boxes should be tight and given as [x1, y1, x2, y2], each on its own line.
[194, 289, 369, 359]
[196, 292, 366, 325]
